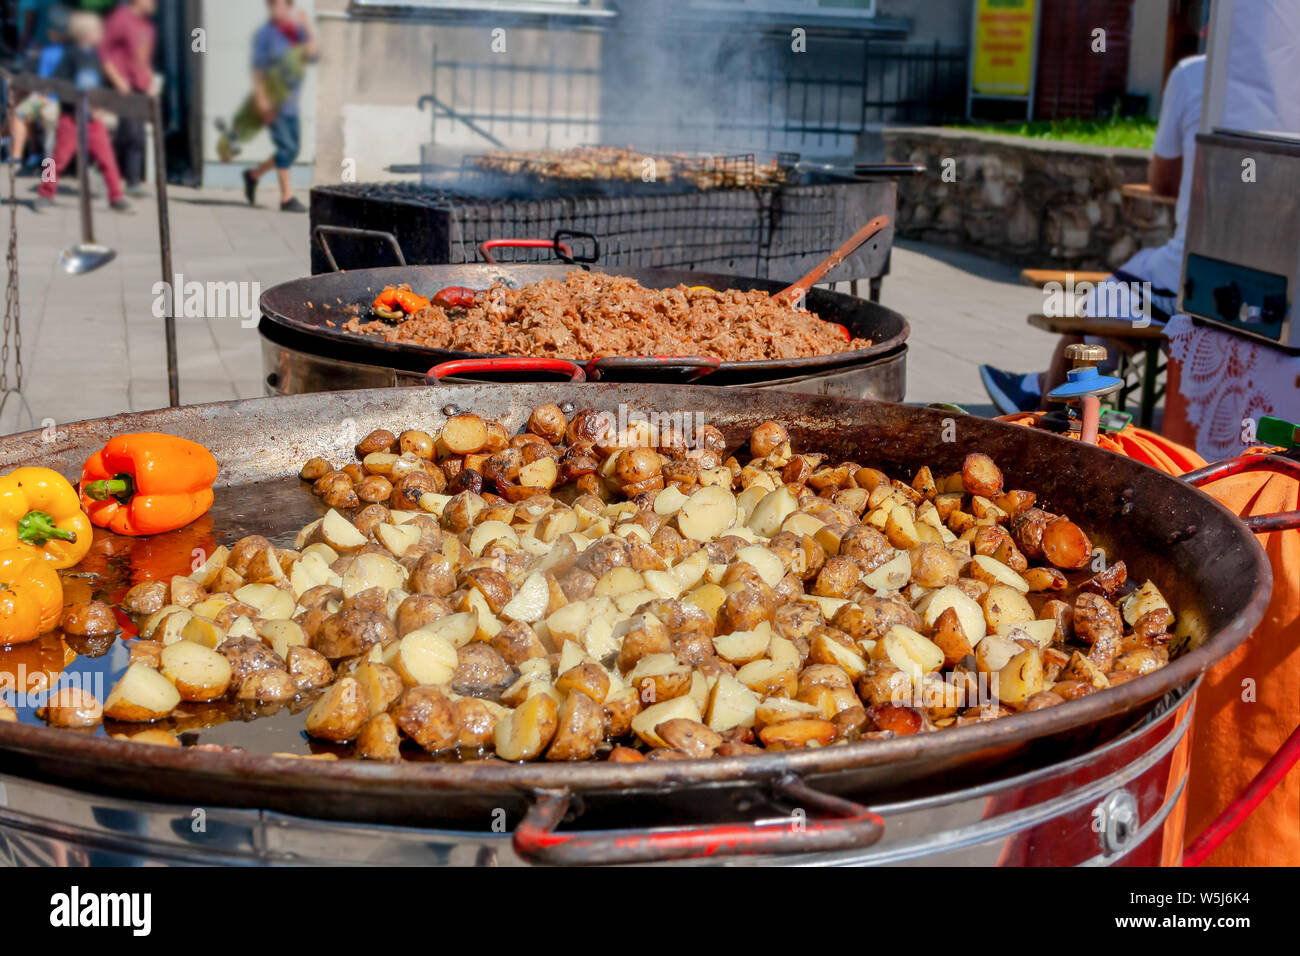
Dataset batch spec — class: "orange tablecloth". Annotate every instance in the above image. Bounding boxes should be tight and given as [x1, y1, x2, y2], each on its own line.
[998, 413, 1299, 865]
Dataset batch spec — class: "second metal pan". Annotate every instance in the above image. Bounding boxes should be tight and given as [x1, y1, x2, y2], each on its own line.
[257, 264, 910, 382]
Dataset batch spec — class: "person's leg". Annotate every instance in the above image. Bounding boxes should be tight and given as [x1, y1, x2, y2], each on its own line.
[114, 117, 146, 189]
[86, 118, 125, 204]
[38, 114, 79, 199]
[269, 113, 302, 208]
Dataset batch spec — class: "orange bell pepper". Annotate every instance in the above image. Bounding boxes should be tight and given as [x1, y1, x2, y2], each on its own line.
[0, 547, 63, 645]
[0, 466, 93, 569]
[79, 433, 218, 536]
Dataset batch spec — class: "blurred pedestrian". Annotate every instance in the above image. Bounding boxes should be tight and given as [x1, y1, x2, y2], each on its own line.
[239, 0, 318, 213]
[100, 0, 157, 199]
[34, 10, 132, 213]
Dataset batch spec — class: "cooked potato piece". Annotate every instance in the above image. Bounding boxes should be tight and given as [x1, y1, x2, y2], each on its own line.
[104, 663, 181, 722]
[997, 647, 1043, 707]
[160, 641, 233, 702]
[546, 691, 607, 761]
[442, 414, 488, 455]
[713, 622, 772, 664]
[237, 669, 298, 703]
[758, 718, 836, 749]
[38, 686, 103, 728]
[232, 583, 295, 621]
[676, 485, 737, 542]
[355, 713, 402, 761]
[388, 628, 458, 687]
[969, 554, 1030, 594]
[312, 609, 396, 661]
[930, 606, 974, 668]
[909, 543, 961, 588]
[61, 601, 119, 638]
[631, 695, 703, 747]
[304, 676, 369, 742]
[961, 453, 1003, 497]
[321, 509, 367, 552]
[1041, 518, 1092, 570]
[121, 581, 168, 617]
[495, 692, 560, 760]
[656, 718, 723, 758]
[872, 625, 944, 681]
[981, 583, 1035, 632]
[287, 645, 333, 692]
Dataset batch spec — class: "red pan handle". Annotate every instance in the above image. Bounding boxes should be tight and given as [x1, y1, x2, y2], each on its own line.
[426, 358, 587, 383]
[1182, 453, 1300, 533]
[585, 355, 721, 382]
[512, 776, 884, 866]
[479, 239, 573, 265]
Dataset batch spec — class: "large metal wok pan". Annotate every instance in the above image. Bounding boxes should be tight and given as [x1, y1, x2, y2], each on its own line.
[257, 265, 910, 384]
[0, 386, 1272, 861]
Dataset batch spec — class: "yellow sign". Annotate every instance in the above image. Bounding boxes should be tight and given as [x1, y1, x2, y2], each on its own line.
[971, 0, 1038, 97]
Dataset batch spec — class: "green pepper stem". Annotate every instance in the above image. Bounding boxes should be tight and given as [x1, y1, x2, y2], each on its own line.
[83, 474, 134, 503]
[17, 510, 77, 546]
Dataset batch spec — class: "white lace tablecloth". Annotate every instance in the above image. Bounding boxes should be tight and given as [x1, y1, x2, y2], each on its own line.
[1165, 315, 1300, 460]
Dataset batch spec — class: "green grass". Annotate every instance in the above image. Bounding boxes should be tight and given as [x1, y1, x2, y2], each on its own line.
[949, 114, 1158, 150]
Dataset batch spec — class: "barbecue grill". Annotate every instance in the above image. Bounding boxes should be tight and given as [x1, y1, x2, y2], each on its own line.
[308, 174, 896, 293]
[0, 385, 1280, 866]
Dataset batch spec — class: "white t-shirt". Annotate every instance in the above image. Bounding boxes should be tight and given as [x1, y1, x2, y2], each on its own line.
[1120, 54, 1206, 296]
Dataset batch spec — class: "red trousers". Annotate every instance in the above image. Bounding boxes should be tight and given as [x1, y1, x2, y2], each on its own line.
[39, 112, 124, 203]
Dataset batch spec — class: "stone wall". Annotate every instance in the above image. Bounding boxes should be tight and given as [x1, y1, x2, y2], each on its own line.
[883, 127, 1174, 270]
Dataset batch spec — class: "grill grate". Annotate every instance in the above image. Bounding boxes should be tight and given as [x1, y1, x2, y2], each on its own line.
[309, 179, 892, 283]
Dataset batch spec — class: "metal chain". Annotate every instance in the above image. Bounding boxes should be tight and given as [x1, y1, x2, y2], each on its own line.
[1, 79, 20, 395]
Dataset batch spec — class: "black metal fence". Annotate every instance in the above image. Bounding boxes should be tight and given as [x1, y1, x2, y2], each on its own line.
[423, 35, 968, 155]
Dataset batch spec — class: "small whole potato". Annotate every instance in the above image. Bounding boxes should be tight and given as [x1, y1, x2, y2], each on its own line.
[395, 594, 453, 637]
[392, 686, 459, 752]
[356, 429, 398, 457]
[61, 601, 120, 638]
[121, 581, 168, 617]
[391, 471, 437, 510]
[615, 447, 664, 487]
[749, 421, 789, 459]
[38, 686, 103, 728]
[812, 555, 860, 598]
[287, 645, 334, 692]
[311, 609, 397, 661]
[410, 552, 457, 597]
[356, 475, 393, 504]
[299, 457, 334, 482]
[451, 643, 515, 695]
[528, 403, 568, 444]
[398, 429, 436, 460]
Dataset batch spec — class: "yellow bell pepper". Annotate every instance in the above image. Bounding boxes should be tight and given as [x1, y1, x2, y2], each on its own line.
[0, 547, 63, 644]
[0, 467, 93, 569]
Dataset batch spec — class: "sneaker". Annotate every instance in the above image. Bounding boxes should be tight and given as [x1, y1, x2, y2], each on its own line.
[979, 365, 1041, 415]
[126, 184, 149, 199]
[109, 197, 136, 214]
[243, 169, 258, 206]
[280, 196, 307, 213]
[31, 195, 54, 212]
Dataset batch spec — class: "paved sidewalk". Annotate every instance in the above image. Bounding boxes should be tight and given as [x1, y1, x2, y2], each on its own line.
[4, 182, 305, 434]
[1, 181, 1056, 433]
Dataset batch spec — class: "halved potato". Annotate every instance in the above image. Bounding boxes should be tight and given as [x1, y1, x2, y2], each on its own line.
[713, 621, 772, 665]
[320, 509, 367, 552]
[676, 485, 738, 542]
[969, 554, 1030, 593]
[733, 545, 785, 589]
[305, 676, 369, 742]
[104, 663, 181, 722]
[981, 583, 1035, 632]
[233, 583, 295, 621]
[494, 693, 559, 761]
[160, 641, 233, 702]
[631, 695, 703, 747]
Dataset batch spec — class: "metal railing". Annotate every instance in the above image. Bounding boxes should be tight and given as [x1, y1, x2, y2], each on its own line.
[424, 36, 968, 154]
